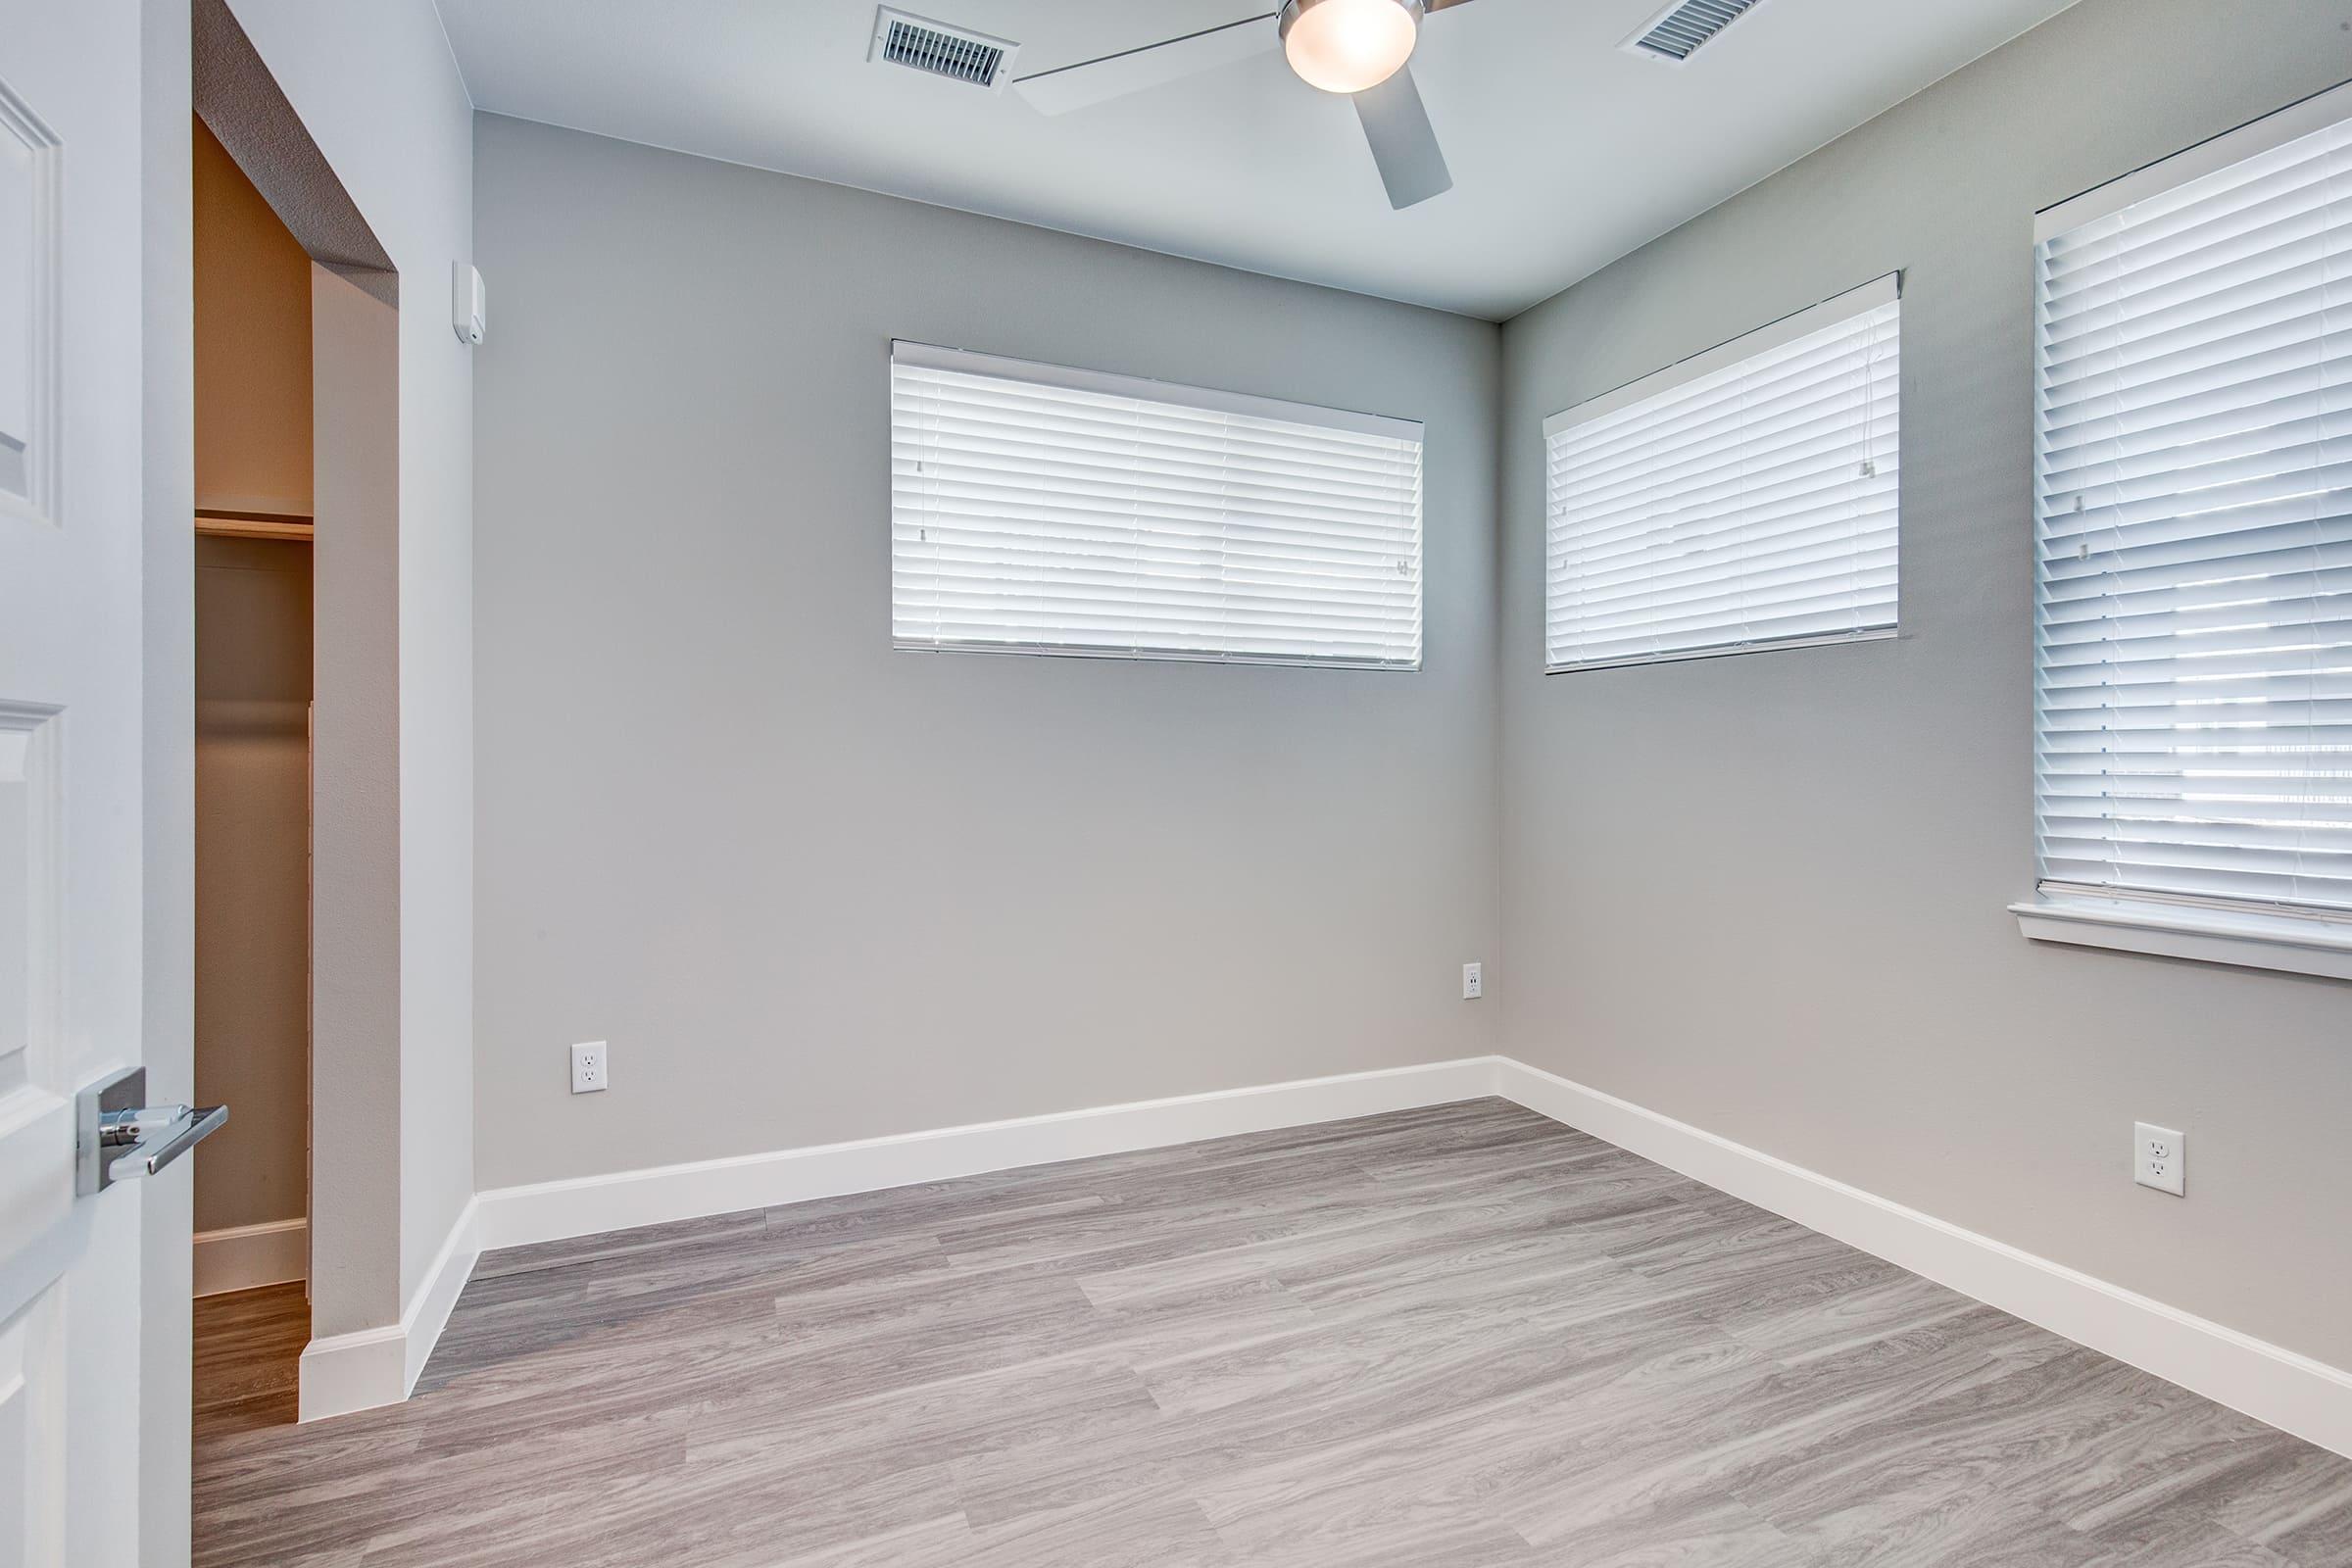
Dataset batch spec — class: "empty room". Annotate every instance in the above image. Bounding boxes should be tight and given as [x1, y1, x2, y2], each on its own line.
[7, 0, 2352, 1563]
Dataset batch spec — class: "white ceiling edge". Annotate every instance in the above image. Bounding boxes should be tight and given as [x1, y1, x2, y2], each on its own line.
[428, 0, 476, 112]
[466, 101, 1522, 323]
[1500, 3, 2086, 322]
[434, 0, 2088, 323]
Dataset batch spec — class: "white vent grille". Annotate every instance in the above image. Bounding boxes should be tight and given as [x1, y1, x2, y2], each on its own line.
[870, 8, 1018, 89]
[1624, 0, 1760, 63]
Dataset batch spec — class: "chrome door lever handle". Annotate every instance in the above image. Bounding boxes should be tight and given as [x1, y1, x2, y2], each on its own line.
[102, 1102, 228, 1180]
[75, 1067, 229, 1195]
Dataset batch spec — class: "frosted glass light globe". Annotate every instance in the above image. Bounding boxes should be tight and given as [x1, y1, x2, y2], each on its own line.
[1279, 0, 1423, 95]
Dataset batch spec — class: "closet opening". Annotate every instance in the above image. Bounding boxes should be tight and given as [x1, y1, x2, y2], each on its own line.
[189, 110, 316, 1437]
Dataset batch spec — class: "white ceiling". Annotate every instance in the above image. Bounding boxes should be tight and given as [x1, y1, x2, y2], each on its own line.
[434, 0, 2081, 320]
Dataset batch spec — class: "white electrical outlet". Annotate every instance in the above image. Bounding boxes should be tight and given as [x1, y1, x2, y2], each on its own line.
[2134, 1121, 2184, 1196]
[1461, 962, 1483, 1001]
[570, 1040, 609, 1095]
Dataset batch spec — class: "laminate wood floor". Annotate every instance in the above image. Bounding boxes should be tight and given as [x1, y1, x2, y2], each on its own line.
[191, 1099, 2352, 1566]
[193, 1280, 308, 1442]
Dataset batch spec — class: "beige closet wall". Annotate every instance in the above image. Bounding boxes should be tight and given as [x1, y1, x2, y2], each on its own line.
[192, 115, 313, 1238]
[193, 118, 311, 517]
[193, 538, 313, 1235]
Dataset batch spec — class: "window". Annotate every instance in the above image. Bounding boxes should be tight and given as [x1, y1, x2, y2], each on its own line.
[1543, 274, 1901, 671]
[889, 343, 1423, 669]
[2030, 88, 2352, 941]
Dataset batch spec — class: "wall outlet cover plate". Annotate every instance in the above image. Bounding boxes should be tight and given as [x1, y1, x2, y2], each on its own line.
[2134, 1121, 2183, 1196]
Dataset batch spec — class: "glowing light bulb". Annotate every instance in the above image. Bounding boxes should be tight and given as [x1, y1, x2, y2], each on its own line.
[1279, 0, 1422, 95]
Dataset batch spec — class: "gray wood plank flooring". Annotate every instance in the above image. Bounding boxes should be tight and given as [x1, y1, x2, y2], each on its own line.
[190, 1099, 2352, 1566]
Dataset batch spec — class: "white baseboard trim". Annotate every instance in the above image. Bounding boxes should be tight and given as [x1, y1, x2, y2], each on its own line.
[1494, 1057, 2352, 1461]
[297, 1053, 2352, 1459]
[293, 1060, 1492, 1423]
[193, 1216, 307, 1298]
[474, 1057, 1503, 1252]
[297, 1195, 480, 1423]
[402, 1194, 482, 1394]
[296, 1322, 402, 1425]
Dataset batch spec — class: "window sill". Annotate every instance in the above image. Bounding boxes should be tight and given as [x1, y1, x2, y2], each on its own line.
[2010, 894, 2352, 983]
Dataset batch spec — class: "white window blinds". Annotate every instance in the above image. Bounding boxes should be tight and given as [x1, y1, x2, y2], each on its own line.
[1543, 274, 1901, 671]
[2033, 87, 2352, 921]
[890, 343, 1423, 669]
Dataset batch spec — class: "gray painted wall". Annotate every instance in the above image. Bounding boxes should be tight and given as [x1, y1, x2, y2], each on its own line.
[1498, 0, 2352, 1369]
[470, 116, 1504, 1189]
[309, 262, 404, 1334]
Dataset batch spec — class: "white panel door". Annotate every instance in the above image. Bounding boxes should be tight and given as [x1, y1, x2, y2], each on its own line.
[0, 1, 163, 1564]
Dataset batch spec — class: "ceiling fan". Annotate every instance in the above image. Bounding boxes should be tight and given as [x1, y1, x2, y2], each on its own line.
[1010, 0, 1482, 211]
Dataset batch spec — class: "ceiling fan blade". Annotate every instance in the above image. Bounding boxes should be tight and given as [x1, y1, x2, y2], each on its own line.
[1012, 14, 1276, 116]
[1351, 66, 1451, 209]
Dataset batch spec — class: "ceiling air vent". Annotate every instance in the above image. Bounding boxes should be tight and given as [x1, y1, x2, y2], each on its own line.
[1622, 0, 1761, 63]
[869, 8, 1020, 90]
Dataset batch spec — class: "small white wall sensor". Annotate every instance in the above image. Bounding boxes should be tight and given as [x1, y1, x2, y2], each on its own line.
[452, 261, 486, 346]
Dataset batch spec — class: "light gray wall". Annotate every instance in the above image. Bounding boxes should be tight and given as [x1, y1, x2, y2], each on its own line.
[229, 0, 477, 1312]
[193, 536, 312, 1236]
[309, 262, 404, 1334]
[1499, 0, 2352, 1370]
[471, 116, 1504, 1189]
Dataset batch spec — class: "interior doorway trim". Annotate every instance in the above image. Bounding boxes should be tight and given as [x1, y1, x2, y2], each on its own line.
[193, 0, 407, 1422]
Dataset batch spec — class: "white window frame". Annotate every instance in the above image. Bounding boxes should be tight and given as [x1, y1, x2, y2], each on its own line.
[1541, 273, 1902, 673]
[2011, 79, 2352, 983]
[889, 342, 1425, 671]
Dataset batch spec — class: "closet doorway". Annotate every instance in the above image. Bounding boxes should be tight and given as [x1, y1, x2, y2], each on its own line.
[190, 112, 315, 1436]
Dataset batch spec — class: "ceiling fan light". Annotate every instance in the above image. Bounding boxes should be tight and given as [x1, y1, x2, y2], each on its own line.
[1278, 0, 1422, 95]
